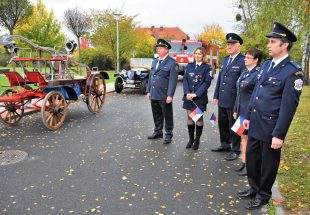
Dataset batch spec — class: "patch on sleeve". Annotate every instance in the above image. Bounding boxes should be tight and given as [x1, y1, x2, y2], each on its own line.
[294, 79, 303, 91]
[294, 70, 304, 76]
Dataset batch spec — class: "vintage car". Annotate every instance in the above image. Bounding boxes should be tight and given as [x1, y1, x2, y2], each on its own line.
[114, 66, 150, 94]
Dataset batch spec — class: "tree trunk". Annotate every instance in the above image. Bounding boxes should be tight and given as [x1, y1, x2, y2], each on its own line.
[301, 33, 309, 85]
[77, 36, 81, 59]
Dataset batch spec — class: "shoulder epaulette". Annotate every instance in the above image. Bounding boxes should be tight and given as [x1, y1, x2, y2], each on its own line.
[289, 60, 302, 70]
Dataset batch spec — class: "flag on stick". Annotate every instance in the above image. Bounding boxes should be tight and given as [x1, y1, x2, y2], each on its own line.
[209, 112, 217, 126]
[231, 116, 245, 136]
[189, 106, 204, 123]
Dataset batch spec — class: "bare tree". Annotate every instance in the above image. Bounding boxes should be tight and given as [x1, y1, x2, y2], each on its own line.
[0, 0, 32, 35]
[64, 8, 91, 56]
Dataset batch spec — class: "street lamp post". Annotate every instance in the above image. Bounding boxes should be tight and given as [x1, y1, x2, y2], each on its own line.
[114, 13, 122, 74]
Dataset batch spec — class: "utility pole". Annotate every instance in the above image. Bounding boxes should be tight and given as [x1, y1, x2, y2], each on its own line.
[113, 13, 122, 73]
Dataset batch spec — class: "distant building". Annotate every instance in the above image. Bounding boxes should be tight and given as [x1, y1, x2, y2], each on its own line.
[138, 26, 190, 41]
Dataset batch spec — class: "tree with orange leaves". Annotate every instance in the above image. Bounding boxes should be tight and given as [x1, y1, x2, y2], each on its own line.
[198, 24, 226, 60]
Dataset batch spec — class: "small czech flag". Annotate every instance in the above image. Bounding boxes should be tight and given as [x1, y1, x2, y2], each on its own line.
[209, 112, 217, 126]
[189, 106, 204, 123]
[231, 116, 245, 136]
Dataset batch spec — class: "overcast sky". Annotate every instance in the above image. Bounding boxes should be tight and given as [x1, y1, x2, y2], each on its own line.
[26, 0, 240, 38]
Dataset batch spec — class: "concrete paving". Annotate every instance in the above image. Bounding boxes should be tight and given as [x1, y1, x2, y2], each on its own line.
[0, 79, 268, 214]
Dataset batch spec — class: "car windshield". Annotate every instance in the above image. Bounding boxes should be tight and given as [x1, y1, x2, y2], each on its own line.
[170, 44, 182, 53]
[132, 67, 148, 72]
[170, 42, 202, 54]
[185, 43, 202, 54]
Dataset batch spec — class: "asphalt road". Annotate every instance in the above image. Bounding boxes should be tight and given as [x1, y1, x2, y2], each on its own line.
[0, 79, 267, 215]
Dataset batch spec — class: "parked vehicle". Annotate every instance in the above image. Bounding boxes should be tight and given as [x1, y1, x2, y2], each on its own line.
[169, 39, 202, 76]
[169, 39, 219, 78]
[115, 67, 149, 94]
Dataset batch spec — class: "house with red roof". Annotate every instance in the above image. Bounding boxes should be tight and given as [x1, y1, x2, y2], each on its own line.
[138, 26, 190, 41]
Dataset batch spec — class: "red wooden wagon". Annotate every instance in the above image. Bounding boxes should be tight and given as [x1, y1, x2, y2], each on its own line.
[0, 35, 109, 130]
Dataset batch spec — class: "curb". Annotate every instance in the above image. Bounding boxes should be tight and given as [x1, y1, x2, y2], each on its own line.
[272, 180, 286, 215]
[106, 83, 115, 94]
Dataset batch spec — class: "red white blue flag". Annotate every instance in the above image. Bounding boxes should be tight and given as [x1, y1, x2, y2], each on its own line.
[209, 112, 217, 126]
[231, 116, 245, 136]
[189, 106, 204, 123]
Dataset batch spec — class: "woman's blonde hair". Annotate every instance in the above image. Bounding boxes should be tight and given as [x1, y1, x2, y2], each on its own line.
[193, 47, 207, 63]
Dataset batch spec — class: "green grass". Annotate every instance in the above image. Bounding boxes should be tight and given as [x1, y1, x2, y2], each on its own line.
[0, 69, 117, 95]
[106, 70, 116, 84]
[267, 203, 276, 215]
[276, 86, 310, 213]
[0, 74, 10, 95]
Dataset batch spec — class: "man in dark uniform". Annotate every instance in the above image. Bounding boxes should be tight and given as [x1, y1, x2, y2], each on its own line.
[238, 22, 304, 210]
[146, 39, 178, 144]
[211, 33, 245, 161]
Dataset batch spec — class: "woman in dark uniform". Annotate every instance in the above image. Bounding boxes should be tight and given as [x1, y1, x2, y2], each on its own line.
[183, 47, 212, 150]
[233, 48, 262, 175]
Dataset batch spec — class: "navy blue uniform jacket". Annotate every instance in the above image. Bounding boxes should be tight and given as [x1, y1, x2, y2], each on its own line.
[213, 53, 245, 109]
[233, 67, 259, 117]
[246, 57, 303, 142]
[147, 56, 178, 100]
[183, 62, 212, 110]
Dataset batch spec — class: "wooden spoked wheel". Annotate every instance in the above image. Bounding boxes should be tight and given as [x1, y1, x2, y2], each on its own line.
[41, 91, 68, 130]
[86, 74, 106, 113]
[0, 90, 24, 125]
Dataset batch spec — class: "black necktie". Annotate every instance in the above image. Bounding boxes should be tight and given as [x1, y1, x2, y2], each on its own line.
[266, 61, 275, 73]
[226, 57, 232, 68]
[156, 59, 162, 69]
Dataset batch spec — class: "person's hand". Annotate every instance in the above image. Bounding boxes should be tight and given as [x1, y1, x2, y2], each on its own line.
[212, 99, 218, 105]
[186, 93, 192, 100]
[271, 137, 284, 149]
[243, 119, 250, 129]
[233, 112, 237, 119]
[146, 93, 150, 100]
[166, 96, 173, 103]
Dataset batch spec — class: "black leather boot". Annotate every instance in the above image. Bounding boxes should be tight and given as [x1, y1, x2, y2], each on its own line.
[192, 125, 203, 150]
[186, 124, 195, 148]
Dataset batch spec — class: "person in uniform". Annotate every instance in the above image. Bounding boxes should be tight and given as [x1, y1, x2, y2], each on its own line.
[183, 47, 212, 150]
[211, 33, 245, 161]
[233, 48, 263, 176]
[146, 39, 178, 144]
[238, 22, 304, 210]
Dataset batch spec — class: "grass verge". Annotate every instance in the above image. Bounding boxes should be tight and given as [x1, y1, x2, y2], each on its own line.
[106, 70, 115, 84]
[277, 85, 310, 213]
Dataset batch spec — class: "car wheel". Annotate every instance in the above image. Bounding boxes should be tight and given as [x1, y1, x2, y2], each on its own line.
[115, 77, 124, 93]
[140, 79, 148, 94]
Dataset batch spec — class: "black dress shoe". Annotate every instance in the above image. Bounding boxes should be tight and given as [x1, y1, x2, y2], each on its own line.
[163, 136, 172, 144]
[211, 146, 231, 152]
[238, 167, 247, 176]
[225, 152, 239, 161]
[147, 133, 163, 139]
[237, 189, 256, 199]
[235, 163, 245, 172]
[245, 198, 269, 210]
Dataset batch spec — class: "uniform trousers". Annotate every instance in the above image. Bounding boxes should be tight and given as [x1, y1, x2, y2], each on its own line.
[246, 136, 281, 201]
[218, 106, 240, 153]
[151, 100, 174, 137]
